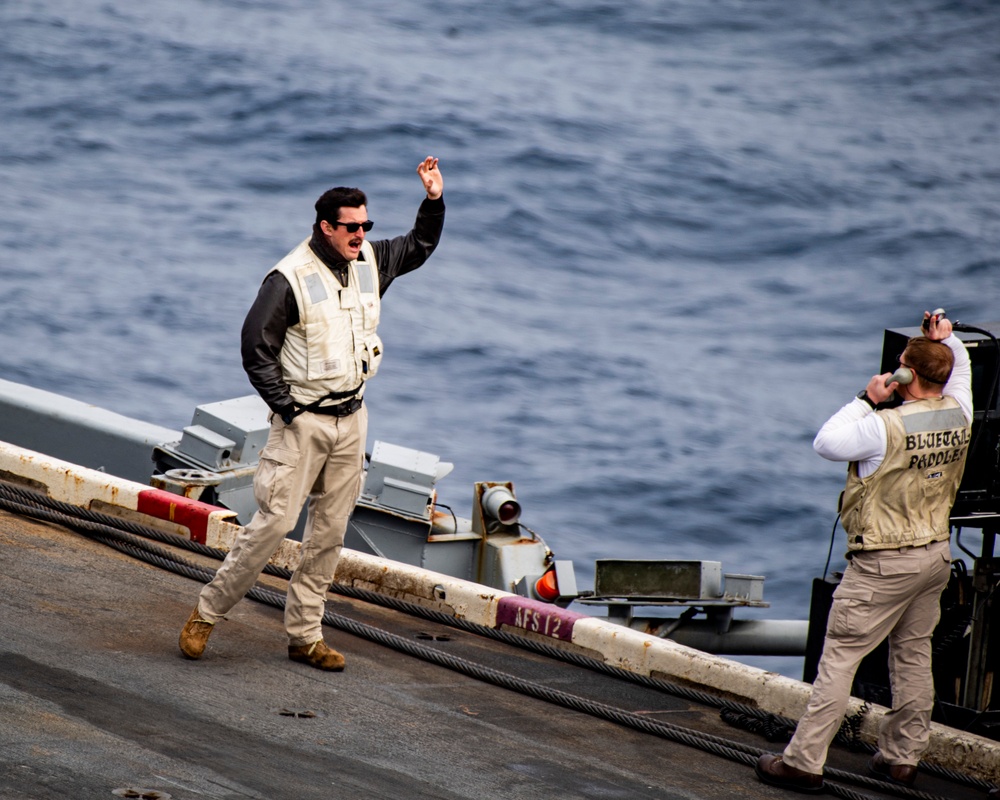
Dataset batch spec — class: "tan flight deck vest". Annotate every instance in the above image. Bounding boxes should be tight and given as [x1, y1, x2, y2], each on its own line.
[841, 395, 970, 552]
[271, 239, 383, 407]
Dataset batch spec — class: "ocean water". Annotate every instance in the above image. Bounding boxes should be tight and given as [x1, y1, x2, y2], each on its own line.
[2, 0, 999, 677]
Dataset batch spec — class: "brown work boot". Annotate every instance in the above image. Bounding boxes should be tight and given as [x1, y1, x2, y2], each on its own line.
[755, 753, 824, 794]
[288, 639, 345, 671]
[178, 607, 215, 659]
[868, 752, 917, 787]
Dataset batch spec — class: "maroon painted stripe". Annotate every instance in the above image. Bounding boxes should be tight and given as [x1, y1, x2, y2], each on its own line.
[495, 596, 584, 642]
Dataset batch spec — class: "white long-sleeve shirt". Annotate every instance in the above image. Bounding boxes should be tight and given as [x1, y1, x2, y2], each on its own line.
[813, 335, 973, 479]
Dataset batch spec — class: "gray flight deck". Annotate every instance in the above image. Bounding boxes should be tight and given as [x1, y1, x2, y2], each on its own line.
[0, 508, 988, 800]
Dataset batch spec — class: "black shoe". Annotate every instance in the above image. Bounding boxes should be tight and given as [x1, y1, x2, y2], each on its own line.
[868, 752, 917, 787]
[755, 754, 825, 794]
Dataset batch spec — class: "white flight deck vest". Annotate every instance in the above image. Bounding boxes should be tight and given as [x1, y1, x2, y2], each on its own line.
[271, 238, 382, 407]
[841, 395, 970, 552]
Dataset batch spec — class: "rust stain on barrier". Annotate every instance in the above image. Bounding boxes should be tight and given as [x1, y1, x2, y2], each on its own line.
[342, 561, 435, 600]
[0, 468, 48, 495]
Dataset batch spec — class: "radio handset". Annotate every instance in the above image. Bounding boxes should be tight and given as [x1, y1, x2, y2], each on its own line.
[885, 366, 914, 388]
[921, 307, 946, 332]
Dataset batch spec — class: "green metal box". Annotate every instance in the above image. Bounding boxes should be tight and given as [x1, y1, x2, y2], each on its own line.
[593, 559, 722, 600]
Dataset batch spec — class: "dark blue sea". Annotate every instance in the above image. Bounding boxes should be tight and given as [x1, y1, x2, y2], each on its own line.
[2, 0, 999, 677]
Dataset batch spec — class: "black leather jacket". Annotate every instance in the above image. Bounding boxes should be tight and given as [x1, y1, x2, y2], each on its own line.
[241, 196, 445, 416]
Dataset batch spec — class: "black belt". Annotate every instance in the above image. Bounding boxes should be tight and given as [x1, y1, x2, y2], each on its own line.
[309, 396, 363, 417]
[284, 384, 364, 423]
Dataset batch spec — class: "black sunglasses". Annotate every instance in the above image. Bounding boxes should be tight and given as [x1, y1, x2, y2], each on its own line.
[329, 219, 374, 233]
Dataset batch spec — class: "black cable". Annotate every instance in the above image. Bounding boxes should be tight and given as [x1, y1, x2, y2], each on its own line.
[0, 481, 990, 799]
[720, 707, 794, 743]
[955, 527, 979, 561]
[431, 501, 458, 534]
[823, 512, 841, 581]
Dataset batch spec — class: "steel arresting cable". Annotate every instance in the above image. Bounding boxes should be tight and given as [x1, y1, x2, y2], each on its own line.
[0, 481, 989, 800]
[3, 479, 780, 717]
[0, 481, 793, 726]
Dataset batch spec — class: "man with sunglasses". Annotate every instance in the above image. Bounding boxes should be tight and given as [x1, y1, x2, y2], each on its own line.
[757, 309, 972, 794]
[180, 157, 445, 671]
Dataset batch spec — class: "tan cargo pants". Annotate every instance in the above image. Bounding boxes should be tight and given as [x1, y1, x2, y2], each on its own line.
[782, 539, 952, 775]
[197, 405, 367, 647]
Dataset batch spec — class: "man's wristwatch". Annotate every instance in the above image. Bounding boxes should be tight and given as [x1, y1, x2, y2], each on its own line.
[856, 389, 877, 409]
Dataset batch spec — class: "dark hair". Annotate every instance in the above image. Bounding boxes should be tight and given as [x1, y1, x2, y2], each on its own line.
[315, 187, 367, 225]
[905, 336, 954, 386]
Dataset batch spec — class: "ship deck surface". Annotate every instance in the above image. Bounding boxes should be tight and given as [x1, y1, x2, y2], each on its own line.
[0, 509, 985, 800]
